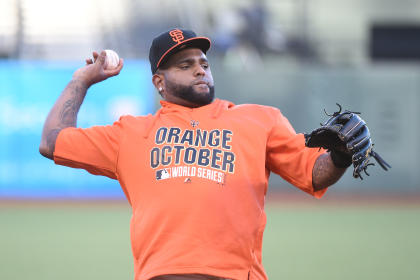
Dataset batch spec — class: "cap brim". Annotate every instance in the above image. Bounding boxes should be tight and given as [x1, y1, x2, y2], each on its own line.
[156, 37, 211, 70]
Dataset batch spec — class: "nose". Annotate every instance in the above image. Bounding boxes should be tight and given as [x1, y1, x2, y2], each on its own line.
[194, 64, 206, 77]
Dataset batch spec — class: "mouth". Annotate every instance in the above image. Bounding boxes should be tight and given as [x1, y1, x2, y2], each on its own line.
[194, 80, 209, 86]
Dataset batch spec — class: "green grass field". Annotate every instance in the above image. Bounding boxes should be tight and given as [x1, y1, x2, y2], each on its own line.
[1, 200, 419, 280]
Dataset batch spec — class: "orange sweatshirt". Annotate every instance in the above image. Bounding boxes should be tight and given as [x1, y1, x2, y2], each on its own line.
[54, 99, 327, 280]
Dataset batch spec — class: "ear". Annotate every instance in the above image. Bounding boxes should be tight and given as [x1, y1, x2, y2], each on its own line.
[152, 73, 165, 95]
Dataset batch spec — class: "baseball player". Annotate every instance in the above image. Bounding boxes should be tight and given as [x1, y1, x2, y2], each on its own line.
[39, 29, 365, 280]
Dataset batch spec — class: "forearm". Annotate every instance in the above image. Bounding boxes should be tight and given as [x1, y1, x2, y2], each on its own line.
[312, 153, 347, 191]
[39, 79, 89, 159]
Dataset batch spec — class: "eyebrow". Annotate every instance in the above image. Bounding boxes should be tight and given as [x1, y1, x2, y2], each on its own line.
[176, 57, 209, 65]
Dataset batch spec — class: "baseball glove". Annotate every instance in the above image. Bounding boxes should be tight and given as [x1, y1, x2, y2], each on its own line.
[304, 104, 391, 179]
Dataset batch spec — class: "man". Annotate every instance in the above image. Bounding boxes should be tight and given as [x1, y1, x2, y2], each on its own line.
[40, 29, 348, 280]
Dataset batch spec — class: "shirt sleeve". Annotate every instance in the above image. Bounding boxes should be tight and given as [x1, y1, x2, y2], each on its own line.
[53, 120, 123, 180]
[266, 109, 327, 198]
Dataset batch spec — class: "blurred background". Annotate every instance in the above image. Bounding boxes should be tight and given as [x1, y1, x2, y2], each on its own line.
[1, 0, 419, 279]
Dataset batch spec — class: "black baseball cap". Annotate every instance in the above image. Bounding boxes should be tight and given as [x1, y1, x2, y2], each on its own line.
[149, 28, 211, 74]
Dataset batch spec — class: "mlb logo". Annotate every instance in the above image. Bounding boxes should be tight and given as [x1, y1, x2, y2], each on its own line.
[156, 169, 171, 180]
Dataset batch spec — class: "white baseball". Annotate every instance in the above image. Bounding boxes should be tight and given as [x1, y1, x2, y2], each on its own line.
[104, 49, 120, 70]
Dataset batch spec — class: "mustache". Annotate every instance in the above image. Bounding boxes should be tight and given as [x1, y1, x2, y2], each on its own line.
[192, 79, 211, 85]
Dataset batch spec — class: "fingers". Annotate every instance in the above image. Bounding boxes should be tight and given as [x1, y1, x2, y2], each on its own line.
[97, 50, 107, 66]
[92, 51, 99, 61]
[105, 58, 124, 77]
[89, 50, 107, 68]
[85, 51, 99, 65]
[81, 51, 123, 83]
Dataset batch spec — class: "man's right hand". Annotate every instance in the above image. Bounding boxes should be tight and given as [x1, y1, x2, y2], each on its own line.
[40, 50, 123, 160]
[72, 50, 124, 88]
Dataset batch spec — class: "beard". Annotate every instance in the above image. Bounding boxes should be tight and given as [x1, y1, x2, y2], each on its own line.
[165, 79, 215, 106]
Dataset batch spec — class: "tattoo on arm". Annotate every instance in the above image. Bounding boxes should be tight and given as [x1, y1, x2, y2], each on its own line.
[60, 99, 78, 127]
[41, 80, 88, 159]
[56, 80, 87, 128]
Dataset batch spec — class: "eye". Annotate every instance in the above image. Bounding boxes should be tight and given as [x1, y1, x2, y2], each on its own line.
[202, 63, 209, 69]
[179, 64, 189, 70]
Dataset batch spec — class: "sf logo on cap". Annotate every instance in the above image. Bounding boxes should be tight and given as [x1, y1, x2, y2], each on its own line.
[169, 29, 184, 44]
